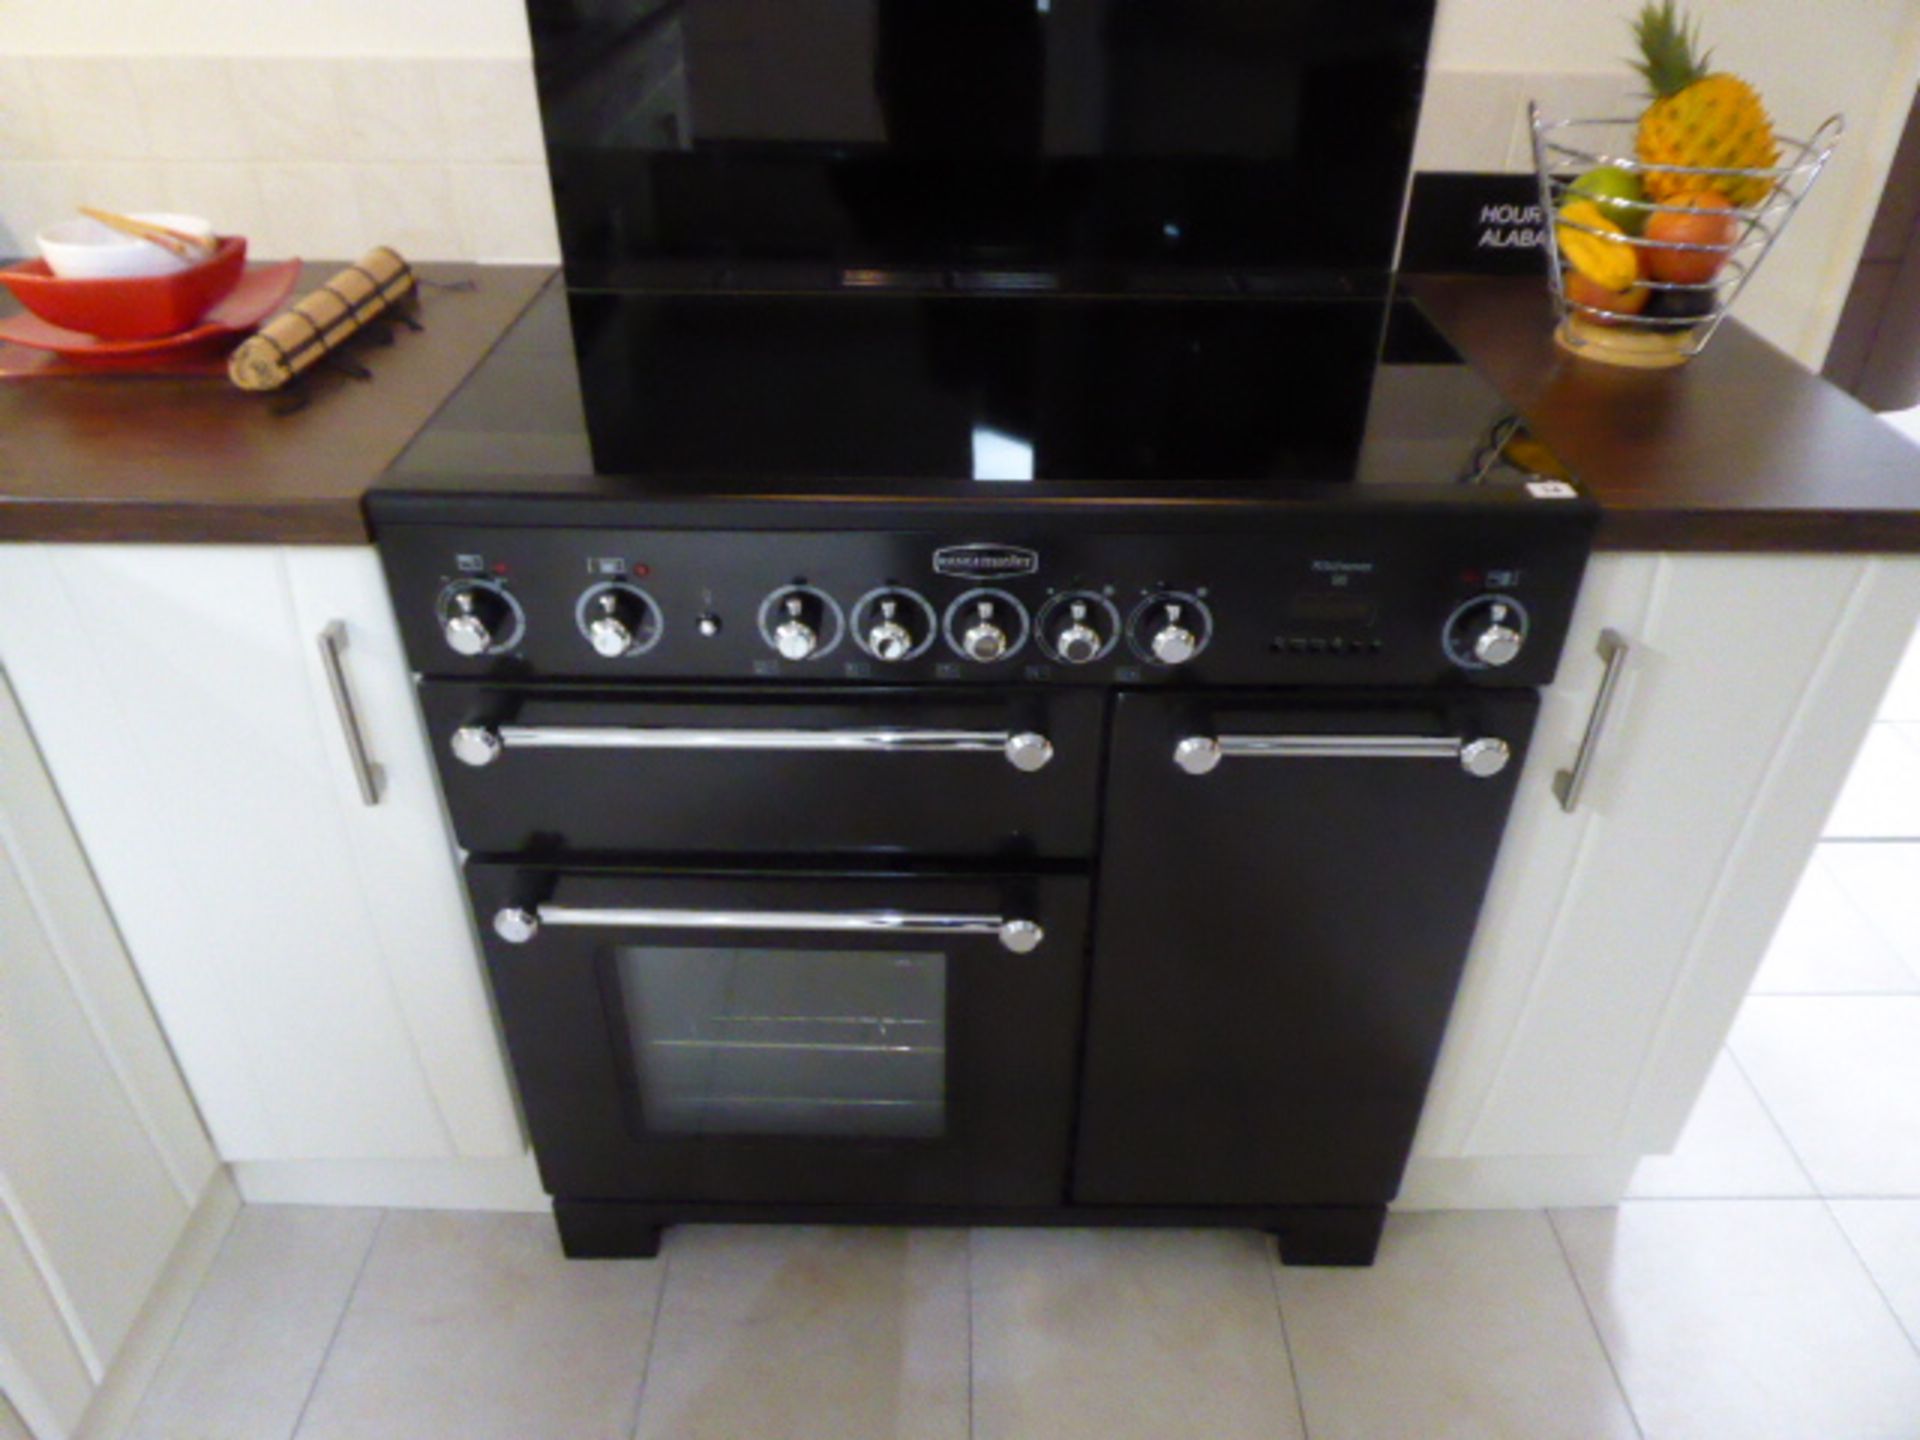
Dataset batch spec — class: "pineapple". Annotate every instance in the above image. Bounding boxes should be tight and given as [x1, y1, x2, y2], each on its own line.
[1630, 1, 1779, 209]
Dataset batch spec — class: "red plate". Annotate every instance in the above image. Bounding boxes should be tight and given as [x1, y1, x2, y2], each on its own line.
[0, 259, 302, 358]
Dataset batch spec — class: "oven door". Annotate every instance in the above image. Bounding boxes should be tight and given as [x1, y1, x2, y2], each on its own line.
[423, 684, 1103, 859]
[468, 864, 1089, 1206]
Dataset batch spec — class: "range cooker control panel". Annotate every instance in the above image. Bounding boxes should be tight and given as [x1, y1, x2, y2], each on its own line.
[381, 522, 1592, 688]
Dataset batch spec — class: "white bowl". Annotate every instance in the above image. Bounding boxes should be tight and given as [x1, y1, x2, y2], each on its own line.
[35, 213, 216, 280]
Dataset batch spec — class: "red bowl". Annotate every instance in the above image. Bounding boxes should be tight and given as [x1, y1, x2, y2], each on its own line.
[0, 236, 248, 340]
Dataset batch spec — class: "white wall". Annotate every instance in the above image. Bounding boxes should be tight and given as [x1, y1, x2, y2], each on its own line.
[0, 0, 533, 58]
[1415, 0, 1920, 366]
[2, 0, 1917, 362]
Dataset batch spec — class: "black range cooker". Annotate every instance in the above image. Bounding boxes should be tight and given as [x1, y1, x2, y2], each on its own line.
[368, 0, 1594, 1264]
[371, 284, 1593, 1264]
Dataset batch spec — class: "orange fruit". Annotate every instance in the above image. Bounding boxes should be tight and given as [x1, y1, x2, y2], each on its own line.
[1565, 268, 1651, 325]
[1643, 190, 1737, 285]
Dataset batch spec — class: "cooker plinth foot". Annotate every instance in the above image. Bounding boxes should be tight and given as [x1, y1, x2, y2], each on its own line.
[1271, 1205, 1387, 1267]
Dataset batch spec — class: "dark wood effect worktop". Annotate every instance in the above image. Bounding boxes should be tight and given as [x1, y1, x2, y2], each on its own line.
[0, 263, 552, 545]
[4, 264, 1916, 551]
[1408, 275, 1920, 552]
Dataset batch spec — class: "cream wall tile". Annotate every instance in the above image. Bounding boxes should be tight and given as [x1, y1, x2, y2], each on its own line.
[338, 60, 450, 162]
[1410, 72, 1527, 173]
[162, 163, 270, 245]
[232, 57, 348, 164]
[296, 1211, 663, 1440]
[1279, 1211, 1638, 1440]
[434, 59, 546, 163]
[125, 1206, 381, 1440]
[0, 57, 51, 160]
[1826, 723, 1920, 838]
[257, 163, 369, 261]
[449, 163, 559, 262]
[72, 161, 171, 214]
[131, 56, 247, 162]
[972, 1229, 1304, 1440]
[352, 164, 464, 260]
[634, 1226, 967, 1440]
[0, 163, 82, 255]
[1823, 842, 1920, 986]
[1556, 1200, 1920, 1440]
[32, 57, 148, 160]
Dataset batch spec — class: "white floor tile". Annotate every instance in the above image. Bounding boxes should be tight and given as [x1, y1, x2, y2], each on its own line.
[1627, 1051, 1814, 1198]
[1749, 850, 1917, 994]
[1730, 996, 1920, 1196]
[1276, 1211, 1636, 1440]
[1555, 1200, 1920, 1440]
[125, 1206, 379, 1440]
[1830, 1200, 1920, 1349]
[633, 1226, 967, 1440]
[1874, 619, 1920, 722]
[294, 1211, 663, 1440]
[1823, 842, 1920, 987]
[1825, 724, 1920, 839]
[972, 1228, 1303, 1440]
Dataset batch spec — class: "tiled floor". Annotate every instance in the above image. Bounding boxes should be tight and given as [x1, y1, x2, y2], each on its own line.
[120, 631, 1920, 1440]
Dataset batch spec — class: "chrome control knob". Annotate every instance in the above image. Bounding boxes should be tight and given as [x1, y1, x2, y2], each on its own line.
[761, 586, 840, 662]
[962, 603, 1011, 663]
[581, 585, 659, 659]
[1152, 621, 1199, 666]
[774, 596, 819, 661]
[1054, 600, 1105, 664]
[440, 583, 513, 657]
[1132, 593, 1210, 667]
[1445, 595, 1530, 671]
[1474, 622, 1523, 668]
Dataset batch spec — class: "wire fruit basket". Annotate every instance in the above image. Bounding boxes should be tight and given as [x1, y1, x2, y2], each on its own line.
[1530, 104, 1842, 367]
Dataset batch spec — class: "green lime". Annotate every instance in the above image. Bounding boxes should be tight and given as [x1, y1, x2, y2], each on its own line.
[1568, 165, 1649, 236]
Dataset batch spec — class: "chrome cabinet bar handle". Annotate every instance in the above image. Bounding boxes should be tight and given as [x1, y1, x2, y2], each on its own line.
[1553, 629, 1632, 814]
[318, 621, 384, 805]
[451, 724, 1053, 772]
[1173, 733, 1511, 779]
[491, 905, 1044, 954]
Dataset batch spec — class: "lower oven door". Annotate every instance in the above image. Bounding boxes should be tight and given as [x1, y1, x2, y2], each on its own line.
[468, 864, 1089, 1206]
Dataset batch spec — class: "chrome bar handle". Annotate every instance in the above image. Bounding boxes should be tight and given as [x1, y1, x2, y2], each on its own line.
[491, 905, 1044, 954]
[1173, 733, 1511, 778]
[451, 724, 1053, 772]
[1553, 629, 1632, 813]
[317, 621, 384, 805]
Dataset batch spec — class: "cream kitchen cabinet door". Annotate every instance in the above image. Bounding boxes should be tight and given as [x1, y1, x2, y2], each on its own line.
[0, 545, 520, 1165]
[0, 664, 222, 1440]
[1416, 551, 1920, 1166]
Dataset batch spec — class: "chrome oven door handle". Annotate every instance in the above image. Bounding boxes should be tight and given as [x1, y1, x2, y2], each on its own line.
[1173, 732, 1512, 779]
[317, 621, 385, 805]
[491, 905, 1045, 954]
[452, 723, 1054, 772]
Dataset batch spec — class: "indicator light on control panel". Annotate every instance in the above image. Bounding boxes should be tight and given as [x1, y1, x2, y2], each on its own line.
[632, 563, 651, 578]
[491, 561, 511, 576]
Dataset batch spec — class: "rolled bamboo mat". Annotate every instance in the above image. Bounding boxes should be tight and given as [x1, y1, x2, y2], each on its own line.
[228, 247, 416, 392]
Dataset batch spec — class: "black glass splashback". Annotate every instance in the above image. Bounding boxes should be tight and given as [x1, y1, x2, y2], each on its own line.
[527, 0, 1439, 285]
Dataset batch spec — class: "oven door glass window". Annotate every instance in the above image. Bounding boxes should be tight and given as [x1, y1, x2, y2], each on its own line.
[613, 946, 948, 1140]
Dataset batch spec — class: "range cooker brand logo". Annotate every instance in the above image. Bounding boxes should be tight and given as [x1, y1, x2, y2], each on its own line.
[933, 544, 1040, 579]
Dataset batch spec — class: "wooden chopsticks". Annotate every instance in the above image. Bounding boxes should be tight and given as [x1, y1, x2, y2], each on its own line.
[79, 207, 218, 262]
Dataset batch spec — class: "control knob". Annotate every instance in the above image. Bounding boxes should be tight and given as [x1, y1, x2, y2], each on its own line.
[440, 582, 514, 657]
[774, 594, 819, 660]
[1133, 593, 1210, 666]
[581, 585, 660, 658]
[1041, 593, 1119, 665]
[962, 602, 1010, 662]
[857, 590, 934, 663]
[1446, 595, 1529, 670]
[943, 589, 1029, 663]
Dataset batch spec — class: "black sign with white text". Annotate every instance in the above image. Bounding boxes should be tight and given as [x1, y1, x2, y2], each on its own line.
[1400, 172, 1551, 275]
